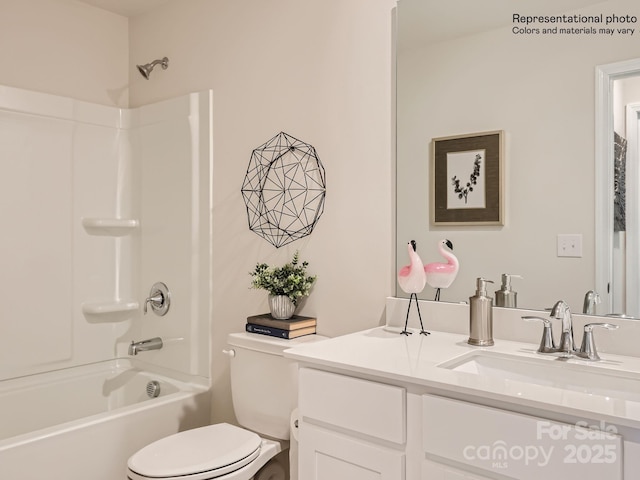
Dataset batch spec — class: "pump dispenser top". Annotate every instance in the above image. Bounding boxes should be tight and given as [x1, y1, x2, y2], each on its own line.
[475, 277, 491, 296]
[468, 277, 494, 346]
[495, 274, 523, 308]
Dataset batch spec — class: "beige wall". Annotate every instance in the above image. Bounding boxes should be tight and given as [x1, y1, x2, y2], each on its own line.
[0, 0, 129, 107]
[0, 0, 396, 425]
[129, 0, 396, 423]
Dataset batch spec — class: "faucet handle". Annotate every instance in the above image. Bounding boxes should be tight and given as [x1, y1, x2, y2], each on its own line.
[584, 322, 618, 331]
[522, 316, 557, 353]
[143, 282, 171, 316]
[576, 323, 619, 361]
[144, 293, 164, 314]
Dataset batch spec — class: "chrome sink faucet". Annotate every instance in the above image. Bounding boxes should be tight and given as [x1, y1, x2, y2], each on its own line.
[551, 300, 575, 355]
[129, 337, 163, 356]
[524, 300, 619, 361]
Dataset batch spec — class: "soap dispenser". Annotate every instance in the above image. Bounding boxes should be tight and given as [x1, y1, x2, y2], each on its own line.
[495, 274, 523, 308]
[468, 277, 494, 346]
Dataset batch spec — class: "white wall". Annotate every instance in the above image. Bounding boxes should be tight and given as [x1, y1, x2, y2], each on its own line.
[129, 0, 396, 423]
[0, 0, 129, 107]
[397, 0, 640, 312]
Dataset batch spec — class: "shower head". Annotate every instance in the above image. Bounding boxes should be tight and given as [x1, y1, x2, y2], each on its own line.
[136, 57, 169, 79]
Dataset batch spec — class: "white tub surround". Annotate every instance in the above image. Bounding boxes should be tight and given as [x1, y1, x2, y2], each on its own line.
[0, 84, 213, 381]
[0, 85, 213, 480]
[285, 298, 640, 479]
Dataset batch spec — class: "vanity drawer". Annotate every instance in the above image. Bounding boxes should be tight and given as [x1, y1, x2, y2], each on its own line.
[422, 394, 622, 480]
[299, 368, 406, 444]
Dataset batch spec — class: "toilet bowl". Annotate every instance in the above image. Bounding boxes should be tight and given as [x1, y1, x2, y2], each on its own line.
[127, 332, 327, 480]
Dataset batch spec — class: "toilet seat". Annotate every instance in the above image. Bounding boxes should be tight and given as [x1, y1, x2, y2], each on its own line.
[127, 423, 262, 480]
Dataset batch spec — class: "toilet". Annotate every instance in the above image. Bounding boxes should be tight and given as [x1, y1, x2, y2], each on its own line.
[127, 332, 327, 480]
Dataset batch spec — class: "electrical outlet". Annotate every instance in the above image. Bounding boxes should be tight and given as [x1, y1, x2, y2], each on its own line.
[557, 234, 583, 257]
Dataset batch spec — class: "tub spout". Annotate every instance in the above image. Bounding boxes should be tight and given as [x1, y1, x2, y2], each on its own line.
[129, 337, 163, 356]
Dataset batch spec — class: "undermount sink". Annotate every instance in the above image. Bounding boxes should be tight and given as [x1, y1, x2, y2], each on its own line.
[438, 351, 640, 402]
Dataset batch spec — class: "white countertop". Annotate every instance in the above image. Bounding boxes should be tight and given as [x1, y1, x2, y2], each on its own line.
[285, 326, 640, 430]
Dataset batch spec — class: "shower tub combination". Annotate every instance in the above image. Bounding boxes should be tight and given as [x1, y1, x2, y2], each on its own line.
[0, 81, 213, 479]
[0, 360, 210, 480]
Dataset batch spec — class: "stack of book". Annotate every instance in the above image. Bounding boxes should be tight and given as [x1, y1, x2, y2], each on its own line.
[245, 313, 317, 339]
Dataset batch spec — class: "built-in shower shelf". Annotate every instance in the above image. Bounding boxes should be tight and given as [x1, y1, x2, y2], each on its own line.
[81, 218, 139, 236]
[82, 300, 139, 316]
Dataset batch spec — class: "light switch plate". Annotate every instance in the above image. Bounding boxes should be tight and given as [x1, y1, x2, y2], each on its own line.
[557, 234, 583, 257]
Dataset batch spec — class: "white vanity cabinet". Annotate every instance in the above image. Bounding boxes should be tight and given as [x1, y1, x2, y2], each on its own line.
[297, 367, 627, 480]
[288, 326, 640, 480]
[298, 367, 406, 479]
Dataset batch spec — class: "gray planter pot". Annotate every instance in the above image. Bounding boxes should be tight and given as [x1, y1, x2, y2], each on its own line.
[268, 295, 296, 320]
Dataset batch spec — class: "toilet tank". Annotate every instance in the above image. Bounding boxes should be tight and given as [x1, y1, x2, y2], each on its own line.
[227, 332, 327, 440]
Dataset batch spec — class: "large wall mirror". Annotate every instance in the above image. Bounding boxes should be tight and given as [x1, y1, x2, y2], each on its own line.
[395, 0, 640, 316]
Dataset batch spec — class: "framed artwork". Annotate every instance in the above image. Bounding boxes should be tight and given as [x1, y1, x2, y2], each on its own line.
[431, 130, 504, 225]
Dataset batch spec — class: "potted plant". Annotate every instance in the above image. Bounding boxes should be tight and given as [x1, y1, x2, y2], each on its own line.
[250, 251, 317, 319]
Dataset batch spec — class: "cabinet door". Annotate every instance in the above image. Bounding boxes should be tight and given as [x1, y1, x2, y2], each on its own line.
[299, 423, 404, 480]
[422, 394, 622, 480]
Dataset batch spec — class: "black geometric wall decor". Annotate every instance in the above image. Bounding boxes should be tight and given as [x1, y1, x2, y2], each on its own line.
[241, 132, 326, 248]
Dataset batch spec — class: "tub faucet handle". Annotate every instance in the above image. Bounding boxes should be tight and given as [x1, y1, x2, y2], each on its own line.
[144, 293, 164, 314]
[144, 282, 170, 316]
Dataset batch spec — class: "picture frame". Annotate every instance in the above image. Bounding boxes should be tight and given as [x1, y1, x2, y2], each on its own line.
[431, 130, 504, 226]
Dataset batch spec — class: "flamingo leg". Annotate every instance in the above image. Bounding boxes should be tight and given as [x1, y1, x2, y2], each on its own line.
[434, 288, 441, 302]
[401, 293, 430, 336]
[414, 295, 430, 336]
[401, 296, 413, 335]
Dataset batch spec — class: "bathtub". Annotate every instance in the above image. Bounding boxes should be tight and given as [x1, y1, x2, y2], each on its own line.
[0, 359, 211, 480]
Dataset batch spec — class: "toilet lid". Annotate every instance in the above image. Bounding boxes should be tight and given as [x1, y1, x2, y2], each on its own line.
[127, 423, 261, 479]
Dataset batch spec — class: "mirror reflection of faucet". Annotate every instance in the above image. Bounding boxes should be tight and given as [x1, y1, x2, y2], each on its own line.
[583, 290, 601, 315]
[129, 337, 163, 356]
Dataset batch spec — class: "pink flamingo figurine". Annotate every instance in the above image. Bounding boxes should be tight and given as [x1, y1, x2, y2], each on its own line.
[424, 239, 459, 301]
[397, 240, 429, 336]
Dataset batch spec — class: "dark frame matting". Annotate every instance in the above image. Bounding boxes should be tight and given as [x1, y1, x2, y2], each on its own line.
[431, 130, 504, 226]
